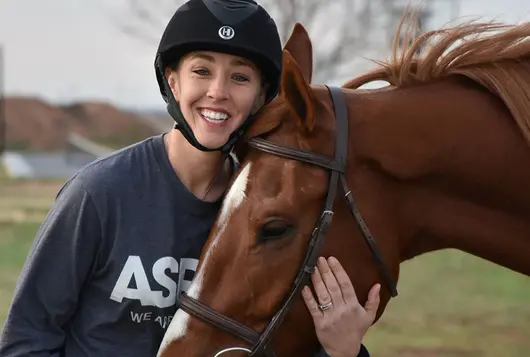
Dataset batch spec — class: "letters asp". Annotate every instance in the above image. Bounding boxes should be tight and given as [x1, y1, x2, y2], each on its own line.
[110, 256, 198, 308]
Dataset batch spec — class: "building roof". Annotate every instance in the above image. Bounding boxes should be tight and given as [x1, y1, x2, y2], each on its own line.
[1, 151, 99, 179]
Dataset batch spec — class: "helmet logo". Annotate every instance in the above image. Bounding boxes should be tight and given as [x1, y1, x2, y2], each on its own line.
[218, 25, 235, 40]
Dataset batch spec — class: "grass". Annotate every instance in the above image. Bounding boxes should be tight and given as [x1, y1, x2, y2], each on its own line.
[364, 252, 530, 356]
[0, 176, 64, 322]
[0, 221, 42, 322]
[0, 177, 529, 356]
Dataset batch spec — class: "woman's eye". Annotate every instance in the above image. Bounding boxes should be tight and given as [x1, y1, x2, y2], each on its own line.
[193, 69, 209, 76]
[232, 74, 249, 82]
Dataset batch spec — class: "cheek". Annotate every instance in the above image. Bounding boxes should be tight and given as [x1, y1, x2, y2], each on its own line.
[176, 81, 204, 107]
[235, 89, 261, 115]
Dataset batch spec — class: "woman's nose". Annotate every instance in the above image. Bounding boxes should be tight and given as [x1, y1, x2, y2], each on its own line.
[207, 76, 230, 100]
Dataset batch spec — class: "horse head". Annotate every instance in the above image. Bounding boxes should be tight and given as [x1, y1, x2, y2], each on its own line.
[158, 17, 530, 357]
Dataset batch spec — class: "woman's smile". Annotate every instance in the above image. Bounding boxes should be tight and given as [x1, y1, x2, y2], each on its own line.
[197, 107, 231, 127]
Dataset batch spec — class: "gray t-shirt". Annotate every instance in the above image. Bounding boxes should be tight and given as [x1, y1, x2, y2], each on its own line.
[0, 134, 224, 356]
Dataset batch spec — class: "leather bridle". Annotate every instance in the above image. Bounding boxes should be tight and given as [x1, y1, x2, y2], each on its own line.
[179, 86, 398, 357]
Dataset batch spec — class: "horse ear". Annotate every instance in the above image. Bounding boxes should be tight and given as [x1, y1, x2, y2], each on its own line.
[281, 50, 316, 132]
[283, 22, 313, 84]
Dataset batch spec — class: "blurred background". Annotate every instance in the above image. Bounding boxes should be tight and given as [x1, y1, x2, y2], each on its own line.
[1, 0, 530, 356]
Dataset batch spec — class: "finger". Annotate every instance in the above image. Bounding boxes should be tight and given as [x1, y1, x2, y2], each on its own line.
[302, 285, 323, 319]
[327, 256, 357, 303]
[317, 257, 342, 303]
[311, 259, 333, 305]
[364, 283, 381, 321]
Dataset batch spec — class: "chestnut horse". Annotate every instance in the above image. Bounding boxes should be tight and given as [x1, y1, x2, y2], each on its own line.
[158, 17, 530, 357]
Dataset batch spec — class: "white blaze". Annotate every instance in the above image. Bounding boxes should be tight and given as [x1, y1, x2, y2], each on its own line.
[157, 163, 252, 355]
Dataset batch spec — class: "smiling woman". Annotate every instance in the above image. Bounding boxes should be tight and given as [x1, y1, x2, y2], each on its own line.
[0, 1, 377, 357]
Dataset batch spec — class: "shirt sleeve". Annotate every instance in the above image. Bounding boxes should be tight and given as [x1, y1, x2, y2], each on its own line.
[0, 179, 102, 357]
[357, 344, 370, 357]
[316, 344, 370, 357]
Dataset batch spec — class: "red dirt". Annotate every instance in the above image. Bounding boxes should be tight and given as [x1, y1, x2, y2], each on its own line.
[3, 96, 169, 151]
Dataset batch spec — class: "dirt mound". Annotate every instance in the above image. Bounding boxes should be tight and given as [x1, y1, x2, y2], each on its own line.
[3, 96, 167, 151]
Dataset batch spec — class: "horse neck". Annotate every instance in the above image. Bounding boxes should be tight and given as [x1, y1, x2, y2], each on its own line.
[346, 79, 530, 277]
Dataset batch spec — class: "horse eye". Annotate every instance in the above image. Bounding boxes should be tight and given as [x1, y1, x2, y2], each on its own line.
[258, 220, 293, 242]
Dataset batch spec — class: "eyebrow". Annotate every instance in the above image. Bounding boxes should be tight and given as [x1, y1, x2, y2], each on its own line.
[189, 53, 257, 70]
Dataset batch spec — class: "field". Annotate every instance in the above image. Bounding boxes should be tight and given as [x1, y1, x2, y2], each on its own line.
[0, 170, 529, 356]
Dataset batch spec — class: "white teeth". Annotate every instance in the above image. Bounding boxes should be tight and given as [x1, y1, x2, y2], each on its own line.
[199, 109, 230, 122]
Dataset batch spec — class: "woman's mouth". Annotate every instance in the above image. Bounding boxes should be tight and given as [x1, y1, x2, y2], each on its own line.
[198, 109, 231, 124]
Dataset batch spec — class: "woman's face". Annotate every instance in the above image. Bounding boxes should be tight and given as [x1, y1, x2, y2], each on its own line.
[166, 50, 266, 149]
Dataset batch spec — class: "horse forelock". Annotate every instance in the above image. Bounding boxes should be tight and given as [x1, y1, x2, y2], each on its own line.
[344, 10, 530, 146]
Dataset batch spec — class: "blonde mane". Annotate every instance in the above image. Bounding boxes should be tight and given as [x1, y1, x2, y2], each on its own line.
[344, 11, 530, 145]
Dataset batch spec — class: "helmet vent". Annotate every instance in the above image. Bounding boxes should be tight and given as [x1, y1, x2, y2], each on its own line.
[202, 0, 259, 25]
[209, 0, 257, 10]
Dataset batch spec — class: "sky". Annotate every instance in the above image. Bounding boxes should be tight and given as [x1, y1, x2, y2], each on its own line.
[1, 0, 529, 111]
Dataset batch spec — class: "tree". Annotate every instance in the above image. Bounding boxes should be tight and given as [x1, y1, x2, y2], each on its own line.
[103, 0, 403, 84]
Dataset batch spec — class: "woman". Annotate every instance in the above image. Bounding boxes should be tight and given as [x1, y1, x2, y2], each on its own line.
[0, 1, 380, 356]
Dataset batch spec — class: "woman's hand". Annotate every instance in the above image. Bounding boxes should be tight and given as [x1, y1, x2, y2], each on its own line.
[302, 256, 381, 357]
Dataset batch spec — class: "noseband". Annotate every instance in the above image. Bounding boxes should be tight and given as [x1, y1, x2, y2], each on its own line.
[178, 86, 398, 357]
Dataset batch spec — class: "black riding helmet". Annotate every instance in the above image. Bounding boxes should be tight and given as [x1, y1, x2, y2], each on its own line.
[155, 0, 283, 153]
